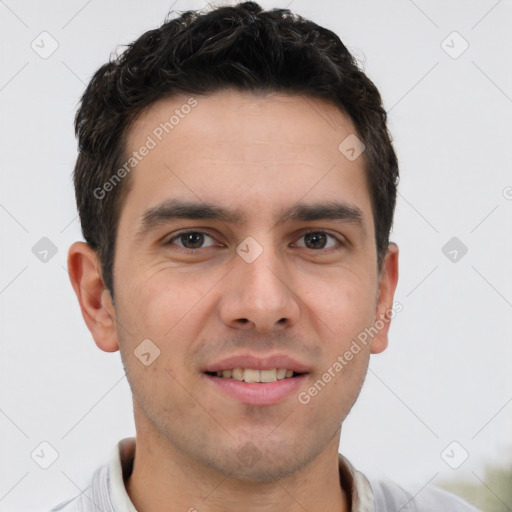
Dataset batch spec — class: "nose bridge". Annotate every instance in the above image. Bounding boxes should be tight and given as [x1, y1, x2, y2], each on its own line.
[219, 237, 300, 331]
[241, 244, 286, 303]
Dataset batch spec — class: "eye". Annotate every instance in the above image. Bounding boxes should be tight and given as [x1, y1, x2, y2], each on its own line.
[166, 231, 217, 250]
[295, 231, 341, 250]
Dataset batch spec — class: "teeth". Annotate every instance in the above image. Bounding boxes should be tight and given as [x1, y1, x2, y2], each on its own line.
[276, 368, 287, 379]
[243, 369, 260, 383]
[232, 368, 244, 381]
[260, 369, 276, 382]
[212, 368, 297, 383]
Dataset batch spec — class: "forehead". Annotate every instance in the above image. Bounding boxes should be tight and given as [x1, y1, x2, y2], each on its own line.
[128, 89, 358, 158]
[120, 89, 373, 231]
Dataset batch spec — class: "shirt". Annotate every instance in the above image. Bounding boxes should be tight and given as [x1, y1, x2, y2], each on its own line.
[49, 438, 481, 512]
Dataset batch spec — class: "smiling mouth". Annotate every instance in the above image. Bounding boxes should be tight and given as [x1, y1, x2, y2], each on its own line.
[204, 368, 305, 383]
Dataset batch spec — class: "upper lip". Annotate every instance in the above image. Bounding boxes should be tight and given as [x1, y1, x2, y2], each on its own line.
[203, 353, 310, 373]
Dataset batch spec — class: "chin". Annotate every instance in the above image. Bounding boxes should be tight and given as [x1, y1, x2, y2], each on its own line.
[205, 438, 314, 483]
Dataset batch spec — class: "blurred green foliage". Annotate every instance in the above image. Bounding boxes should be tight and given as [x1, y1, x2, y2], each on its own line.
[439, 464, 512, 511]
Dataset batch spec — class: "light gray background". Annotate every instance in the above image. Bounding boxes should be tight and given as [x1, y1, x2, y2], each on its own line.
[0, 0, 511, 510]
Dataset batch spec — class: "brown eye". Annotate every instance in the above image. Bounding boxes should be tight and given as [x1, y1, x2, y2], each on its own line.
[180, 232, 205, 249]
[167, 231, 216, 250]
[296, 232, 339, 250]
[304, 232, 327, 249]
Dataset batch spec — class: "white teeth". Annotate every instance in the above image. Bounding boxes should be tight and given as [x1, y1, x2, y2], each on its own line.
[276, 368, 287, 379]
[211, 367, 297, 383]
[232, 368, 244, 381]
[243, 369, 260, 383]
[260, 369, 277, 382]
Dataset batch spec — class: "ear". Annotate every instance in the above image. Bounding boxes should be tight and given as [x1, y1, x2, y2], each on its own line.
[370, 242, 399, 354]
[67, 241, 119, 352]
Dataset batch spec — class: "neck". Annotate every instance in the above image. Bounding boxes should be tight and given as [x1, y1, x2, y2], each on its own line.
[125, 426, 349, 512]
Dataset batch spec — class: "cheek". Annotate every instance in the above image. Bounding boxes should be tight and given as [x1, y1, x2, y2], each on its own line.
[298, 268, 377, 340]
[115, 273, 206, 394]
[122, 268, 217, 342]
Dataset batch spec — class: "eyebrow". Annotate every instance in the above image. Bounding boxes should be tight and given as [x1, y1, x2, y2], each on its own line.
[135, 198, 366, 241]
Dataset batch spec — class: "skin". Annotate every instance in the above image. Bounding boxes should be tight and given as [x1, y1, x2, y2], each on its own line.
[68, 88, 399, 512]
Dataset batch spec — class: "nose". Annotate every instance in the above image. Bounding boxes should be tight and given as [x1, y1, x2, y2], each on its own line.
[218, 247, 300, 332]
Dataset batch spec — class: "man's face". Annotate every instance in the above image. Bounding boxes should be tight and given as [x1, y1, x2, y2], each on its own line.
[105, 89, 395, 480]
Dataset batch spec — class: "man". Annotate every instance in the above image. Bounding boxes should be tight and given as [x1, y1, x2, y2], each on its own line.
[54, 2, 480, 511]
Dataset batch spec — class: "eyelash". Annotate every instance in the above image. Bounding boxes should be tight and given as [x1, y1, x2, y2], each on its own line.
[164, 229, 345, 253]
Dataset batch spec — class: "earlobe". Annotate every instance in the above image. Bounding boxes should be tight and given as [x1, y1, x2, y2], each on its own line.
[370, 242, 399, 354]
[67, 241, 120, 353]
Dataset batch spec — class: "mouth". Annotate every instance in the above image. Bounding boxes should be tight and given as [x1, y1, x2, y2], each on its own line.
[202, 353, 310, 404]
[203, 365, 309, 405]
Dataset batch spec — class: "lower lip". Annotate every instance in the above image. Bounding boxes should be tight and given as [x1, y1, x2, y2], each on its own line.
[204, 373, 308, 405]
